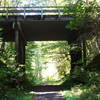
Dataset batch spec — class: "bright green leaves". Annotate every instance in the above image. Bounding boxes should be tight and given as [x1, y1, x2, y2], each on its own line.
[65, 0, 99, 30]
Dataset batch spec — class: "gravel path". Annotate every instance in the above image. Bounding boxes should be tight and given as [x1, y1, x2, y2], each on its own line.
[34, 92, 65, 100]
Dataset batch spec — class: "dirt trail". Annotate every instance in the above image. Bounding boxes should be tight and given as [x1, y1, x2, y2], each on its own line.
[34, 91, 65, 100]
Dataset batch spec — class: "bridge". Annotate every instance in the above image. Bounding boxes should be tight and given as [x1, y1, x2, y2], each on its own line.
[0, 6, 86, 69]
[0, 6, 79, 42]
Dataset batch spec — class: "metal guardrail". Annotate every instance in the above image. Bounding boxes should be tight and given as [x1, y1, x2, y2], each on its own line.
[0, 6, 65, 19]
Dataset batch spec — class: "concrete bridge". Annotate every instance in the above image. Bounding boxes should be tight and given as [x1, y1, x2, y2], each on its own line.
[0, 6, 80, 42]
[0, 6, 86, 70]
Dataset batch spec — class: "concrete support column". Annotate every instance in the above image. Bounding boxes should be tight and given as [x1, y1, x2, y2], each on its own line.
[14, 20, 26, 65]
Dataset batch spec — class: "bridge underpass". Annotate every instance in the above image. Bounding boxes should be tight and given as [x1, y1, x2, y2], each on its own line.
[1, 19, 78, 42]
[0, 7, 87, 92]
[0, 6, 84, 64]
[0, 6, 81, 42]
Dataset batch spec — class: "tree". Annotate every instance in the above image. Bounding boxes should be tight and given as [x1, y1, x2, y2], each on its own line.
[40, 41, 71, 79]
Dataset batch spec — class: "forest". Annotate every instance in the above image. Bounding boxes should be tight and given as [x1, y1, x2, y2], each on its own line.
[0, 0, 100, 100]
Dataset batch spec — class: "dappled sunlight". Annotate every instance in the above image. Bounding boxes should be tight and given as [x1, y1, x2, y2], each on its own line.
[26, 41, 70, 85]
[42, 61, 59, 81]
[61, 86, 84, 100]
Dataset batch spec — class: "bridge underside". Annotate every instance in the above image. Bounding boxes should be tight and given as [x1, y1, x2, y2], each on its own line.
[0, 15, 83, 65]
[0, 15, 79, 42]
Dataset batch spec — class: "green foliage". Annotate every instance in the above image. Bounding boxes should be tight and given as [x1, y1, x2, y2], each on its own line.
[25, 42, 38, 82]
[65, 0, 99, 31]
[0, 89, 33, 100]
[62, 52, 100, 100]
[61, 85, 83, 100]
[79, 85, 100, 100]
[0, 1, 99, 100]
[41, 41, 71, 79]
[0, 0, 61, 7]
[0, 40, 33, 99]
[25, 41, 71, 84]
[62, 83, 100, 100]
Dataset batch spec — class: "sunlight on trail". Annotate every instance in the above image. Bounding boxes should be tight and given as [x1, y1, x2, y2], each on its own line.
[34, 91, 65, 100]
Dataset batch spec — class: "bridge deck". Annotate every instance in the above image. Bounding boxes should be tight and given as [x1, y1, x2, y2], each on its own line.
[0, 16, 78, 42]
[0, 6, 82, 64]
[0, 7, 79, 42]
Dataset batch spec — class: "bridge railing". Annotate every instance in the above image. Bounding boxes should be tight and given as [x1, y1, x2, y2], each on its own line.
[0, 6, 66, 19]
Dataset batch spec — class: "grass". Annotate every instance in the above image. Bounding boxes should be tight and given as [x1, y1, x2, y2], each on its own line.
[15, 93, 33, 100]
[43, 79, 63, 85]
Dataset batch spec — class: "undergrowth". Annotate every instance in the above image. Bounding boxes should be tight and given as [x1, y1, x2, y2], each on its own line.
[0, 89, 34, 100]
[61, 84, 100, 100]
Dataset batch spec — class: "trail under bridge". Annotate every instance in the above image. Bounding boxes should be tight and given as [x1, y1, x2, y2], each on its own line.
[34, 92, 65, 100]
